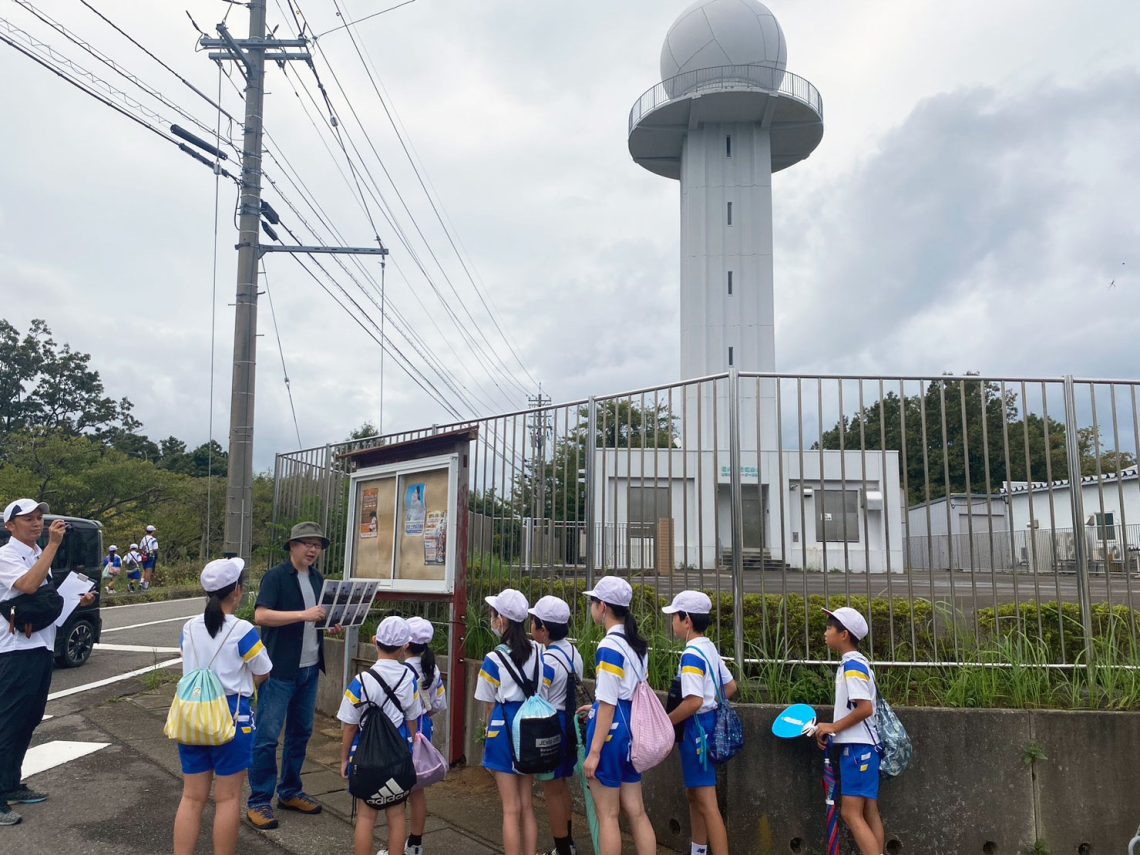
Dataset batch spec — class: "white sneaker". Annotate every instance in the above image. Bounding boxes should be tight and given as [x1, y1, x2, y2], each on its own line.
[405, 846, 424, 855]
[376, 850, 389, 855]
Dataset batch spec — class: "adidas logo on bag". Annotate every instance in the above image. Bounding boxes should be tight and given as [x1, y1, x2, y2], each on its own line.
[369, 778, 409, 806]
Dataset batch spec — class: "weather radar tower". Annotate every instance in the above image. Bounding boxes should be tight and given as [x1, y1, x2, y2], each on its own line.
[629, 0, 823, 447]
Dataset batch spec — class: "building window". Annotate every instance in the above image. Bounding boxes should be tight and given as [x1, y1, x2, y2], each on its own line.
[726, 135, 732, 157]
[1092, 512, 1116, 540]
[727, 271, 733, 295]
[726, 201, 733, 225]
[629, 484, 671, 537]
[816, 489, 860, 543]
[728, 346, 734, 366]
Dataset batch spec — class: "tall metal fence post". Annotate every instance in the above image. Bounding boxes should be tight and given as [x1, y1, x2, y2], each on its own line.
[585, 397, 598, 592]
[269, 454, 283, 572]
[728, 370, 746, 674]
[1062, 376, 1095, 664]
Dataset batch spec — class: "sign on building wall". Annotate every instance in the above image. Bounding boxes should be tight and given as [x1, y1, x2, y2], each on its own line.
[344, 453, 459, 594]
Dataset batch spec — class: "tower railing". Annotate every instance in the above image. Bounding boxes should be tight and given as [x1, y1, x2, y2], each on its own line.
[628, 64, 823, 133]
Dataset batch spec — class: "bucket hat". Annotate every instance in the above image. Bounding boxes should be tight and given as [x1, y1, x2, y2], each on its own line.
[284, 521, 330, 550]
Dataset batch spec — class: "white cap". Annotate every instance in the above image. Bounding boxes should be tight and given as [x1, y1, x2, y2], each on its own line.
[146, 524, 156, 532]
[528, 595, 571, 624]
[583, 575, 633, 608]
[3, 498, 49, 523]
[200, 557, 244, 592]
[661, 590, 712, 615]
[407, 616, 434, 645]
[129, 543, 139, 550]
[375, 615, 412, 647]
[485, 588, 529, 623]
[108, 545, 118, 552]
[822, 606, 869, 641]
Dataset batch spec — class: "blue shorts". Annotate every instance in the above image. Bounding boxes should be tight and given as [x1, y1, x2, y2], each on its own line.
[585, 700, 641, 789]
[142, 558, 156, 571]
[483, 701, 521, 774]
[838, 743, 880, 800]
[419, 713, 434, 743]
[680, 711, 717, 789]
[127, 570, 142, 581]
[178, 696, 255, 777]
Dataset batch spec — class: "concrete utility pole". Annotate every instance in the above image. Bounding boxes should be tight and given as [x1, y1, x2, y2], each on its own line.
[203, 2, 387, 559]
[221, 0, 268, 559]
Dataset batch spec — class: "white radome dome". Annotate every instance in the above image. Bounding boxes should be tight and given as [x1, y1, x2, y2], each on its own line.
[660, 0, 787, 96]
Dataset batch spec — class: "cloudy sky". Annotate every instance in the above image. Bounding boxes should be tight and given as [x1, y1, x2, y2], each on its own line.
[2, 0, 1138, 469]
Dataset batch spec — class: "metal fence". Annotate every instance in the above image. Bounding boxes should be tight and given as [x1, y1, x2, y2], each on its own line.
[272, 371, 1140, 669]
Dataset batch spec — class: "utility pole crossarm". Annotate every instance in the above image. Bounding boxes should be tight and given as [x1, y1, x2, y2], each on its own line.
[259, 245, 390, 256]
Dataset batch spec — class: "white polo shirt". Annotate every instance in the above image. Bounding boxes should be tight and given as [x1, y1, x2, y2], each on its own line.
[339, 658, 423, 729]
[678, 636, 734, 714]
[832, 650, 879, 746]
[540, 639, 584, 711]
[594, 626, 648, 705]
[0, 537, 56, 654]
[475, 642, 542, 704]
[180, 615, 272, 696]
[405, 655, 447, 714]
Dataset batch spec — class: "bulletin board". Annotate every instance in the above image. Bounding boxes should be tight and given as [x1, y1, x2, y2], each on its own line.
[344, 453, 459, 594]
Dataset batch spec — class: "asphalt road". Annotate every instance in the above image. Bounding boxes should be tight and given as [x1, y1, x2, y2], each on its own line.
[46, 597, 202, 715]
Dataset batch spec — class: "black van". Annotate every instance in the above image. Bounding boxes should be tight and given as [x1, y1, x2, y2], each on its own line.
[0, 514, 104, 667]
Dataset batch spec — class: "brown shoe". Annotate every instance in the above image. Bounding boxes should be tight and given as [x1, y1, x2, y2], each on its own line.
[277, 794, 322, 815]
[246, 805, 279, 829]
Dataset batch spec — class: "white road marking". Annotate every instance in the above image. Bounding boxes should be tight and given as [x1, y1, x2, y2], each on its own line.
[22, 740, 109, 778]
[47, 657, 182, 701]
[102, 615, 194, 633]
[95, 643, 181, 654]
[102, 597, 205, 611]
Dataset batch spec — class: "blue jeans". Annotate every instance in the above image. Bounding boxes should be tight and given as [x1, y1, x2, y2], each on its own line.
[248, 665, 320, 807]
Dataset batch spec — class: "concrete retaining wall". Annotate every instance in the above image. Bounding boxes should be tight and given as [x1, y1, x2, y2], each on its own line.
[321, 647, 1140, 853]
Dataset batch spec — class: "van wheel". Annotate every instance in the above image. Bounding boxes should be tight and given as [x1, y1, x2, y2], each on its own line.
[57, 620, 95, 668]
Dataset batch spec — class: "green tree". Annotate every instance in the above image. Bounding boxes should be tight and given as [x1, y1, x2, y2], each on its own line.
[0, 319, 138, 439]
[818, 376, 1136, 504]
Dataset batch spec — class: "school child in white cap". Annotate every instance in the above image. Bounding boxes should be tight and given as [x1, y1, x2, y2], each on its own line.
[582, 576, 657, 855]
[475, 588, 543, 855]
[173, 558, 273, 855]
[528, 595, 584, 855]
[402, 616, 447, 855]
[338, 616, 423, 855]
[662, 591, 738, 855]
[813, 606, 884, 855]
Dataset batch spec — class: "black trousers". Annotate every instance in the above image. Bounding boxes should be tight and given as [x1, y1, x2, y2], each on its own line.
[0, 647, 53, 796]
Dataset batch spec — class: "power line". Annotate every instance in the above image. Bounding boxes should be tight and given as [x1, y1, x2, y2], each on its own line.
[286, 20, 534, 401]
[79, 0, 241, 126]
[321, 0, 540, 388]
[0, 21, 169, 145]
[265, 64, 521, 412]
[260, 261, 304, 449]
[12, 0, 239, 158]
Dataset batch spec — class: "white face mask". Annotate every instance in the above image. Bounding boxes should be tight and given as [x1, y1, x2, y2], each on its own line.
[491, 616, 503, 638]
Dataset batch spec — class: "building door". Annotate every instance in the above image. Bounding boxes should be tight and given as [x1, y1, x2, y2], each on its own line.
[742, 485, 766, 550]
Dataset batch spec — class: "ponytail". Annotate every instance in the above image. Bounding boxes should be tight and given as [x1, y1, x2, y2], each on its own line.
[608, 603, 648, 658]
[502, 618, 533, 670]
[203, 572, 245, 637]
[410, 642, 436, 688]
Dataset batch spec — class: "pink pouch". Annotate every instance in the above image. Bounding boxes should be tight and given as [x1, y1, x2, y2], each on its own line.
[411, 732, 447, 791]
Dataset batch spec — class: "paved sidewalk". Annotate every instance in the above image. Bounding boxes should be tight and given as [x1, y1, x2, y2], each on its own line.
[94, 680, 676, 854]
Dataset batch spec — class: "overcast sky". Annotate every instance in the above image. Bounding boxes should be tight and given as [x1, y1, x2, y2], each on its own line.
[2, 0, 1138, 469]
